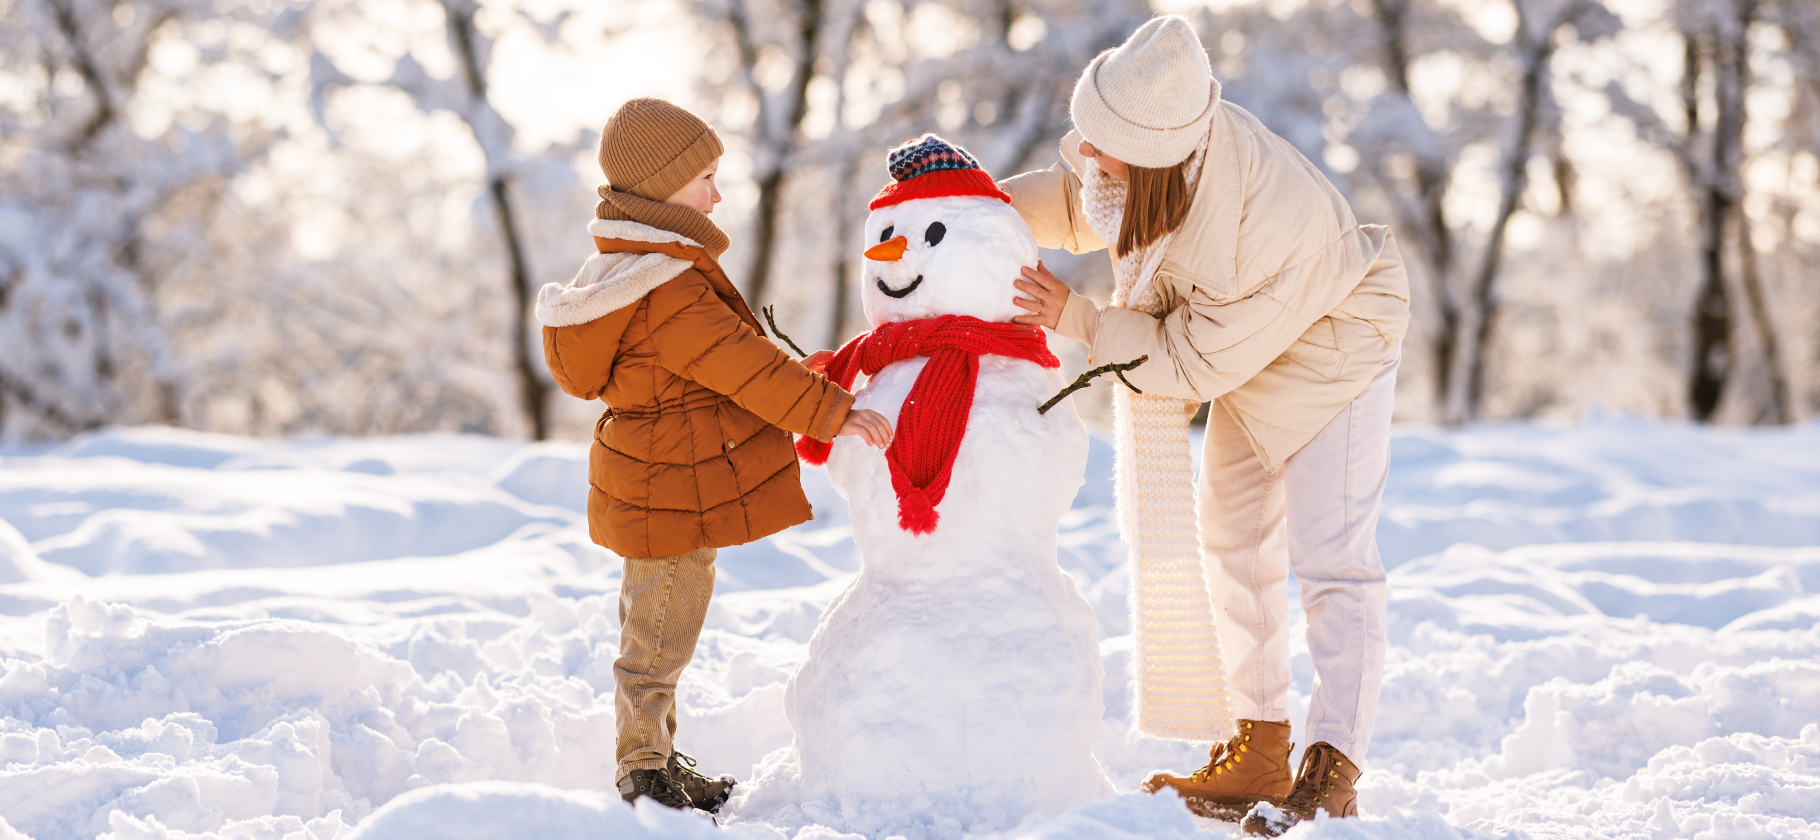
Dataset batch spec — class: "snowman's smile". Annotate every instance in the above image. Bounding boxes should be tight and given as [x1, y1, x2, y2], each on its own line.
[876, 275, 923, 298]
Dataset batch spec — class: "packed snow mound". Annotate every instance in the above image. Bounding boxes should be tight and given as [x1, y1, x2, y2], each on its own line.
[0, 519, 64, 585]
[340, 782, 758, 840]
[1377, 419, 1820, 561]
[489, 444, 589, 513]
[0, 418, 1816, 839]
[53, 427, 270, 470]
[0, 435, 573, 576]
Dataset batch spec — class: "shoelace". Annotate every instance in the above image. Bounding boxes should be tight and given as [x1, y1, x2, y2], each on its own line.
[636, 765, 690, 803]
[669, 751, 716, 787]
[1279, 746, 1340, 814]
[1190, 734, 1242, 781]
[1189, 723, 1275, 782]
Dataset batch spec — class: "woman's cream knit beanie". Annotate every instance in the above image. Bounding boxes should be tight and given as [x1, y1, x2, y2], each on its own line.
[1070, 16, 1221, 168]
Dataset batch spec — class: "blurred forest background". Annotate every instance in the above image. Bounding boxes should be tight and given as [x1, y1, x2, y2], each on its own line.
[1, 0, 1816, 442]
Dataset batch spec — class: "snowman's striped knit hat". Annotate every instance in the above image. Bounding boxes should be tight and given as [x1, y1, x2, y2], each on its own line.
[870, 134, 1012, 210]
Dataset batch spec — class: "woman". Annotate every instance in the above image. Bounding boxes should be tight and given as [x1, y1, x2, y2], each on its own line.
[1001, 16, 1410, 837]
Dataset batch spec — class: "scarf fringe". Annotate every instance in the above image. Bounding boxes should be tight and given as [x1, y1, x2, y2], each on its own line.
[893, 485, 940, 534]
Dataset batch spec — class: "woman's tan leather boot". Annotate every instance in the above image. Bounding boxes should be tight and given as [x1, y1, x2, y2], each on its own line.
[1240, 741, 1362, 836]
[1141, 719, 1295, 819]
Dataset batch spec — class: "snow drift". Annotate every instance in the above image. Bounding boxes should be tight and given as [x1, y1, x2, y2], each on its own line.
[0, 419, 1817, 839]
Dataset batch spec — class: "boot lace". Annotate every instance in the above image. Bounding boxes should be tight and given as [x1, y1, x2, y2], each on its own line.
[1189, 733, 1242, 782]
[668, 751, 716, 787]
[1279, 744, 1340, 816]
[634, 765, 691, 807]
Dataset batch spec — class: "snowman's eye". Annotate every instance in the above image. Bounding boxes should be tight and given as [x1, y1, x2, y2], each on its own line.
[880, 226, 895, 242]
[925, 222, 946, 246]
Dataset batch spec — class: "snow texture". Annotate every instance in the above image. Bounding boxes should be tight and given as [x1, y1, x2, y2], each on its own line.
[0, 417, 1817, 839]
[739, 194, 1108, 835]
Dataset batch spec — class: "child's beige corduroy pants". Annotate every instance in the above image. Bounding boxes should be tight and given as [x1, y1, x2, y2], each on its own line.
[614, 546, 716, 782]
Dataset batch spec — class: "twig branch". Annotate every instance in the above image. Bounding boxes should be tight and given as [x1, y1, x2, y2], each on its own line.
[1037, 356, 1148, 415]
[762, 305, 808, 357]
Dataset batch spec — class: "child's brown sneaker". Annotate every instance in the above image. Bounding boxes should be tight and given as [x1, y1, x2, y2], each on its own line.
[1240, 741, 1361, 836]
[1141, 719, 1294, 819]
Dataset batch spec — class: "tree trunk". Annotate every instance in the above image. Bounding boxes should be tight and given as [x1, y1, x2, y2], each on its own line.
[1717, 0, 1792, 422]
[829, 158, 860, 347]
[1466, 5, 1558, 415]
[1687, 2, 1765, 424]
[1372, 0, 1464, 422]
[490, 176, 548, 439]
[1680, 34, 1724, 421]
[442, 0, 549, 439]
[738, 0, 824, 308]
[1689, 201, 1733, 421]
[745, 168, 789, 309]
[1734, 212, 1791, 422]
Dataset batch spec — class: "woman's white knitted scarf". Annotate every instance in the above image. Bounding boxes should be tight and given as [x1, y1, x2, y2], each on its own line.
[1080, 139, 1234, 743]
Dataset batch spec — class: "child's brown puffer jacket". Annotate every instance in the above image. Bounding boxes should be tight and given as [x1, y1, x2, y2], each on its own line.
[538, 219, 853, 559]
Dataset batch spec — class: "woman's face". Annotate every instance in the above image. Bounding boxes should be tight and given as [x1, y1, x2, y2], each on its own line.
[1078, 140, 1129, 182]
[665, 159, 722, 214]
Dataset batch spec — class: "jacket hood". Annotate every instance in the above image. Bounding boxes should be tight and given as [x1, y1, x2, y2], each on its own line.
[535, 220, 701, 328]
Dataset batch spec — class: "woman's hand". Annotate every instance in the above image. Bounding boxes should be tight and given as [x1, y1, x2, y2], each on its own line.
[1012, 261, 1070, 331]
[802, 349, 834, 373]
[837, 408, 894, 448]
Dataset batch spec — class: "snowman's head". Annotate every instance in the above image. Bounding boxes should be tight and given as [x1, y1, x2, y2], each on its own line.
[859, 135, 1038, 326]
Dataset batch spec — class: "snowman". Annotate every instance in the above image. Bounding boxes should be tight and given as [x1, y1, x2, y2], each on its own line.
[732, 135, 1110, 836]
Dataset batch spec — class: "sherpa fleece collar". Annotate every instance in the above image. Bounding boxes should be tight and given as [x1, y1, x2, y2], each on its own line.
[534, 220, 700, 328]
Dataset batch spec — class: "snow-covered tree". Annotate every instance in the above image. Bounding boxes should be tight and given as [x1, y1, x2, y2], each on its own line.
[4, 0, 1815, 444]
[305, 0, 598, 440]
[1602, 0, 1817, 423]
[0, 0, 256, 437]
[693, 0, 1153, 347]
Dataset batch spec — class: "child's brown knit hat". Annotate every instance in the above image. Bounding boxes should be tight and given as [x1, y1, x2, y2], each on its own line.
[598, 98, 724, 201]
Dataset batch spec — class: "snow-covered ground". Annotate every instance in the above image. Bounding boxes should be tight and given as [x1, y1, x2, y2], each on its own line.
[1, 419, 1817, 840]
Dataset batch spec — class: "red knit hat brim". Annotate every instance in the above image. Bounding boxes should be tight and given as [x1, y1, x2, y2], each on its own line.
[869, 167, 1012, 211]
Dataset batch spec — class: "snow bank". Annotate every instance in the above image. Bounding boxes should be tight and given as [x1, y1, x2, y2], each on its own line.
[0, 420, 1817, 839]
[340, 782, 767, 840]
[0, 433, 574, 576]
[0, 520, 64, 586]
[1376, 420, 1820, 564]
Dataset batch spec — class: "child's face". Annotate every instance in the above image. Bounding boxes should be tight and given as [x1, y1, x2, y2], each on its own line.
[665, 160, 722, 215]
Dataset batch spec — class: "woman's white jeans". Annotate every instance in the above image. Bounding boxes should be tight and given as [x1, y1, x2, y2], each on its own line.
[1198, 351, 1398, 761]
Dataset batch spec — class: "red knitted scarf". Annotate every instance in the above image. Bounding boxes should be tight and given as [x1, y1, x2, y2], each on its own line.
[797, 315, 1060, 535]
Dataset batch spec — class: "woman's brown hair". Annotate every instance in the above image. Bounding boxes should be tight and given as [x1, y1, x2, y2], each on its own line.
[1116, 159, 1193, 258]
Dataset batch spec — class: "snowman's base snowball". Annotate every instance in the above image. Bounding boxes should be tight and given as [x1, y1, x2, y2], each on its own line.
[726, 356, 1109, 839]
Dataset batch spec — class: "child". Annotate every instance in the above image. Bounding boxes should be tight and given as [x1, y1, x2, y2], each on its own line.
[536, 98, 892, 812]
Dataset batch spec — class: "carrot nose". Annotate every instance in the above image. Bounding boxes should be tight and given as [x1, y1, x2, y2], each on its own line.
[865, 236, 908, 262]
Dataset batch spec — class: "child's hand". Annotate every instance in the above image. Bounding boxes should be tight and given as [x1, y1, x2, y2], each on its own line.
[803, 350, 834, 374]
[838, 409, 893, 448]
